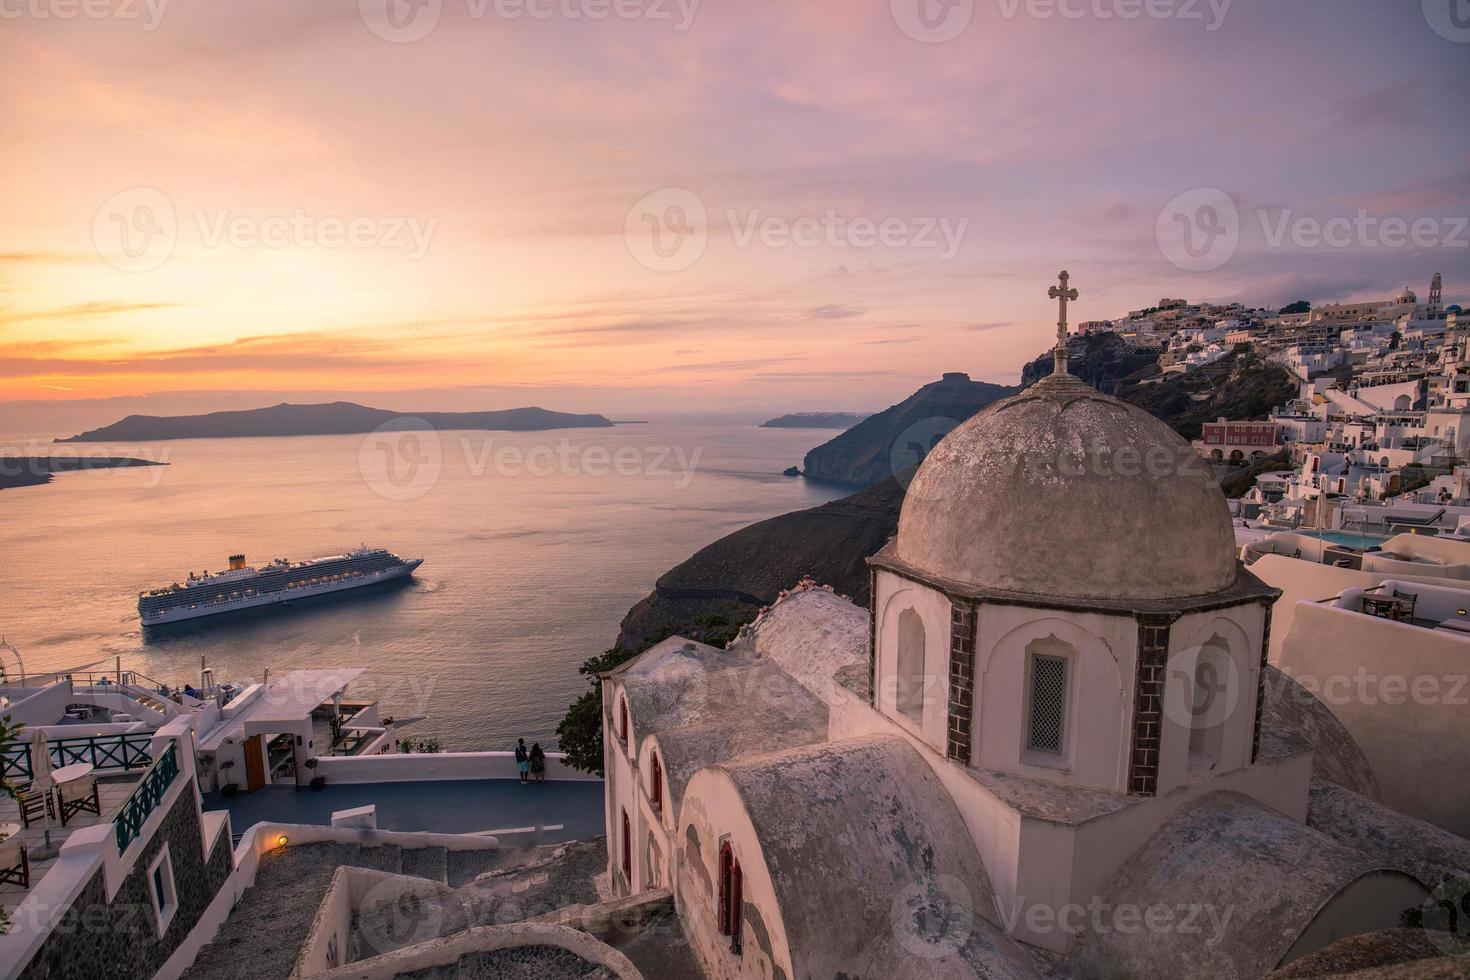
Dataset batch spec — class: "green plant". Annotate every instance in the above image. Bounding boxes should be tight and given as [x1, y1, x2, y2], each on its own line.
[0, 715, 25, 802]
[555, 648, 639, 777]
[396, 737, 414, 754]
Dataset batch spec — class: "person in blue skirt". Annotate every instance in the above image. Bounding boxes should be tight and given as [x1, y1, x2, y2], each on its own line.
[515, 738, 530, 783]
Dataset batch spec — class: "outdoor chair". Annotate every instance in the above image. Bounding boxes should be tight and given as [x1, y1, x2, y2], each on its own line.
[0, 832, 30, 888]
[16, 785, 51, 829]
[57, 777, 101, 826]
[1392, 588, 1419, 620]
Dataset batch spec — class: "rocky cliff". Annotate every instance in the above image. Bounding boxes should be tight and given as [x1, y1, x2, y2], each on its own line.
[615, 339, 1298, 651]
[1019, 331, 1162, 390]
[615, 476, 904, 650]
[1116, 347, 1299, 441]
[798, 373, 1017, 488]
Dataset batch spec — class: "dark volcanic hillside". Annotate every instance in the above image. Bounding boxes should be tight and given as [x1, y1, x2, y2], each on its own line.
[614, 338, 1298, 651]
[1116, 348, 1299, 440]
[1020, 331, 1161, 391]
[615, 477, 904, 650]
[1022, 338, 1297, 440]
[799, 373, 1018, 488]
[58, 402, 614, 442]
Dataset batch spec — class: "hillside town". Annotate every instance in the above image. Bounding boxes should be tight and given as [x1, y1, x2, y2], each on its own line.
[1075, 273, 1469, 538]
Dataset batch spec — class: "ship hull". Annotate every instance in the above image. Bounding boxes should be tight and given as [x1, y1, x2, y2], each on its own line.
[140, 559, 422, 626]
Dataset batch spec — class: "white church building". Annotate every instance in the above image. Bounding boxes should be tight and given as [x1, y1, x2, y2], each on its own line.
[600, 278, 1469, 980]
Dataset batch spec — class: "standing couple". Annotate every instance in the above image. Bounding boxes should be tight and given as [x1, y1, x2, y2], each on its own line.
[515, 738, 546, 783]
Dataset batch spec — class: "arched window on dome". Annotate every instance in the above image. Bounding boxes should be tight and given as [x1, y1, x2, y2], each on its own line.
[896, 608, 926, 721]
[1024, 637, 1072, 759]
[1188, 636, 1231, 771]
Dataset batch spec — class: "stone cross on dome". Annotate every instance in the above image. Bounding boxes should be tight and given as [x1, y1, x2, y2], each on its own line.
[1048, 270, 1079, 376]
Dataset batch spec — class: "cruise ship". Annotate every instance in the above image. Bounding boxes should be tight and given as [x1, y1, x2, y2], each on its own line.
[138, 547, 423, 625]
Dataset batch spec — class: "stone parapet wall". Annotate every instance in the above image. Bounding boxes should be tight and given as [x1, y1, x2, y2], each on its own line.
[15, 785, 231, 980]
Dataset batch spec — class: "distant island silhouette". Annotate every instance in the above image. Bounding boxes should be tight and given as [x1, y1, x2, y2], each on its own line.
[760, 412, 871, 429]
[57, 401, 615, 443]
[1, 456, 167, 490]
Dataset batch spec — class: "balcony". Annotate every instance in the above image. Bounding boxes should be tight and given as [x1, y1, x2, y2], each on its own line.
[0, 771, 144, 917]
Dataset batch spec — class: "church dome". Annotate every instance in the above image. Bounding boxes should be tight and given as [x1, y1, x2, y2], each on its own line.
[895, 372, 1238, 601]
[1396, 288, 1417, 305]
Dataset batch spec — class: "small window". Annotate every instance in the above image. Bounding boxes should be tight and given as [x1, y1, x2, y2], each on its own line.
[718, 840, 743, 954]
[618, 698, 629, 746]
[1026, 653, 1068, 755]
[147, 845, 178, 937]
[650, 752, 663, 811]
[621, 809, 632, 883]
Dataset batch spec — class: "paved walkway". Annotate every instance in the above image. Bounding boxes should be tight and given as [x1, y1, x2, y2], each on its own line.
[204, 779, 605, 842]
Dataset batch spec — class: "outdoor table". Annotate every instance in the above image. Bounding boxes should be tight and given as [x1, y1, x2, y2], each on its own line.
[50, 762, 94, 786]
[1361, 595, 1412, 621]
[0, 822, 26, 886]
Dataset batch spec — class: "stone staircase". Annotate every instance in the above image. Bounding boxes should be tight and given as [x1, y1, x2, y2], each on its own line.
[394, 947, 615, 980]
[181, 840, 467, 980]
[351, 841, 607, 964]
[183, 839, 612, 980]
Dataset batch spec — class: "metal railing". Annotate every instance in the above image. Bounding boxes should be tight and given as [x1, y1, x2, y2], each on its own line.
[1, 731, 155, 783]
[114, 741, 179, 853]
[64, 669, 173, 691]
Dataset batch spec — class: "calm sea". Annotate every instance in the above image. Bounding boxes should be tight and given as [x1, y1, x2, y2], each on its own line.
[0, 418, 848, 750]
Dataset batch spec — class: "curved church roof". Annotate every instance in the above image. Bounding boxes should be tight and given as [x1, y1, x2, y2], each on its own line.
[712, 735, 1040, 980]
[1306, 779, 1470, 893]
[1259, 665, 1382, 800]
[729, 584, 869, 700]
[895, 373, 1238, 601]
[1065, 792, 1430, 979]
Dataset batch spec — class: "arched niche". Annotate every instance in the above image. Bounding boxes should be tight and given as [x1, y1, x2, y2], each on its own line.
[976, 614, 1128, 790]
[1160, 612, 1260, 790]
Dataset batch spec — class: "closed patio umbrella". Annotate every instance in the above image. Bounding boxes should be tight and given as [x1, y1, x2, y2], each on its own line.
[28, 730, 54, 853]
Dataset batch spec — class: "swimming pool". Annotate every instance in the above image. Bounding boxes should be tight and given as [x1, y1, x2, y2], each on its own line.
[1306, 530, 1388, 549]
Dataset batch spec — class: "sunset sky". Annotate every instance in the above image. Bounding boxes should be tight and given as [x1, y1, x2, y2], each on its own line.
[2, 0, 1468, 417]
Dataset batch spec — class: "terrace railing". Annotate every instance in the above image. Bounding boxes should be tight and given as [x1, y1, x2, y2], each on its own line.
[1, 731, 155, 783]
[114, 741, 180, 853]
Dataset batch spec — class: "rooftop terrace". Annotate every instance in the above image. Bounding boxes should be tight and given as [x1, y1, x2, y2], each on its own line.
[204, 779, 605, 843]
[0, 772, 143, 916]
